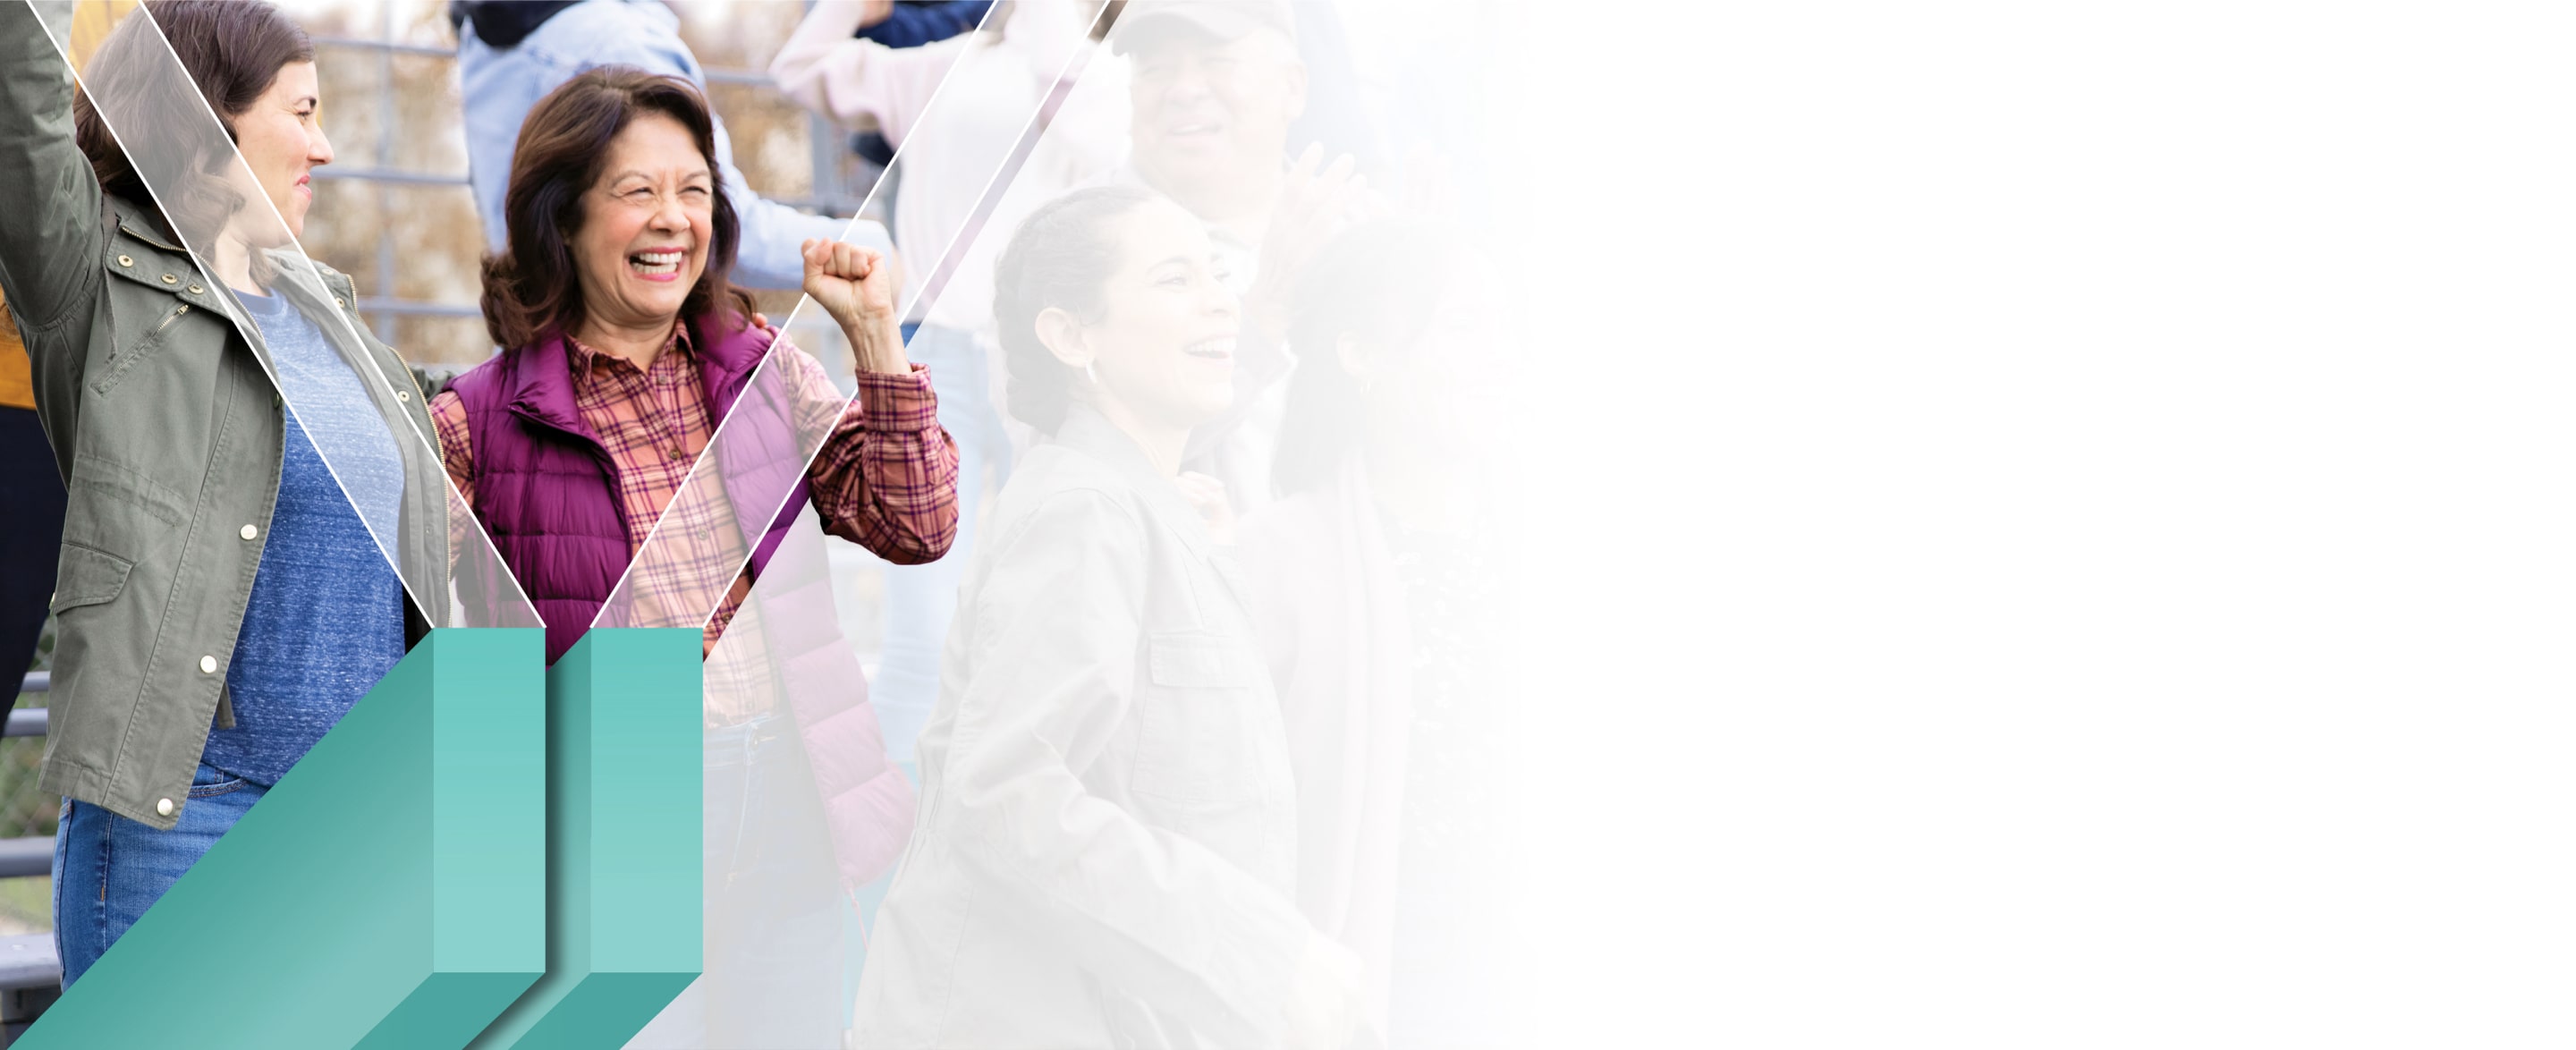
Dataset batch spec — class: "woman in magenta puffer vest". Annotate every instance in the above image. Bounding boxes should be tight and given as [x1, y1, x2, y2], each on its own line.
[428, 67, 960, 1046]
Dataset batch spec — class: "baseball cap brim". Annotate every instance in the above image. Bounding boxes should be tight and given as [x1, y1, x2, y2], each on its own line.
[1109, 2, 1294, 55]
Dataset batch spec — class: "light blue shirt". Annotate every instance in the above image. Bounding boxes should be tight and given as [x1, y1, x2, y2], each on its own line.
[455, 0, 892, 290]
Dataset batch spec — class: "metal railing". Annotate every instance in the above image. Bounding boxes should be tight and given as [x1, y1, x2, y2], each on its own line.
[0, 676, 57, 1012]
[0, 676, 51, 881]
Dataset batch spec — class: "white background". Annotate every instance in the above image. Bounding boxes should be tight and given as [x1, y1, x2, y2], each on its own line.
[1511, 4, 2576, 1046]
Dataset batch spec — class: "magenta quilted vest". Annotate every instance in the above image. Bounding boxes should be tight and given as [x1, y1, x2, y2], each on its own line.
[445, 313, 801, 662]
[446, 313, 915, 888]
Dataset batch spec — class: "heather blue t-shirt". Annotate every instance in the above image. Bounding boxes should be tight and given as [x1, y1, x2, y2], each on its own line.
[200, 288, 406, 786]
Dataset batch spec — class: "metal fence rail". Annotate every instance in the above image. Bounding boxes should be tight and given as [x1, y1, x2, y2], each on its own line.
[1, 676, 57, 1008]
[2, 677, 52, 880]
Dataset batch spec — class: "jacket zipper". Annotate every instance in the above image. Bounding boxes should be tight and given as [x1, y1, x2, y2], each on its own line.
[92, 302, 191, 395]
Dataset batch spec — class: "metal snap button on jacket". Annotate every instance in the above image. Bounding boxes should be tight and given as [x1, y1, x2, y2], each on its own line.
[156, 799, 174, 817]
[198, 655, 217, 674]
[115, 254, 131, 267]
[160, 274, 176, 284]
[240, 524, 258, 540]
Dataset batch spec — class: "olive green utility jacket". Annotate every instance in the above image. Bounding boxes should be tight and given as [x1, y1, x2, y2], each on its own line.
[0, 6, 446, 829]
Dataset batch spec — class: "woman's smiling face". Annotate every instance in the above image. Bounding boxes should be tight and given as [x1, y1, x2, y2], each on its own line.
[570, 112, 712, 333]
[223, 59, 331, 244]
[1080, 199, 1242, 429]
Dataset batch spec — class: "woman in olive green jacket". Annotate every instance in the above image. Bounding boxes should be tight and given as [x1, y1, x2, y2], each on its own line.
[0, 1, 448, 986]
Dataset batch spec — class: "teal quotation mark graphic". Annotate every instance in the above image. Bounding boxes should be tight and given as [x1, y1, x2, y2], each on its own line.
[18, 628, 704, 1048]
[471, 629, 701, 1049]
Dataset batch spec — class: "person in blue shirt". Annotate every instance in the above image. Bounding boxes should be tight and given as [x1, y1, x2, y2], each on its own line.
[451, 0, 895, 290]
[854, 1, 995, 49]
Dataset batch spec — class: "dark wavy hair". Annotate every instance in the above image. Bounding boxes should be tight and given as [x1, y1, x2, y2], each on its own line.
[479, 65, 752, 349]
[991, 184, 1162, 434]
[1271, 219, 1463, 496]
[72, 1, 313, 241]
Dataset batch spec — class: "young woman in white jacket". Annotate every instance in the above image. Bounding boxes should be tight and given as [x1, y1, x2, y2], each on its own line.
[851, 184, 1374, 1049]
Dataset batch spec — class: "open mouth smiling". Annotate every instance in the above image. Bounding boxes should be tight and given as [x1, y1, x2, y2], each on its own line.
[629, 247, 687, 279]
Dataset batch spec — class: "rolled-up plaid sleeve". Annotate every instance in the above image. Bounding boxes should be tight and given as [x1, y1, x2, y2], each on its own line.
[784, 345, 959, 564]
[429, 389, 477, 566]
[429, 389, 475, 504]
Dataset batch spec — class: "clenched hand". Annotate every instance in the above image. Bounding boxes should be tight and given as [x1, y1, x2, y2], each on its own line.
[801, 238, 910, 375]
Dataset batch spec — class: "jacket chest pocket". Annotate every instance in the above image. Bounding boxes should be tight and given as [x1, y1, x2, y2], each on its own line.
[1129, 631, 1269, 805]
[90, 300, 191, 397]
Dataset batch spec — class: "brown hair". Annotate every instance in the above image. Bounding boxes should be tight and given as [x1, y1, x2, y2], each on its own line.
[72, 1, 314, 239]
[991, 184, 1161, 434]
[479, 66, 751, 349]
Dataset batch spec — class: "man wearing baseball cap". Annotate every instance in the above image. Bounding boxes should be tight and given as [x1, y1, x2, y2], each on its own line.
[1106, 0, 1371, 518]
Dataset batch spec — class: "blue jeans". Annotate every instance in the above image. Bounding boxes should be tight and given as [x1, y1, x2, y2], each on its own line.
[52, 763, 265, 989]
[876, 324, 1004, 763]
